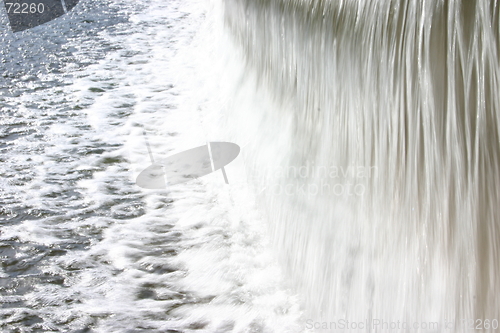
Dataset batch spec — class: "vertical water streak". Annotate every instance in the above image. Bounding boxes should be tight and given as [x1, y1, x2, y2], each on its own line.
[221, 0, 500, 327]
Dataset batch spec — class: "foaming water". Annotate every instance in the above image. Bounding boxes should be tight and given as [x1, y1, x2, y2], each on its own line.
[217, 0, 500, 330]
[1, 0, 302, 332]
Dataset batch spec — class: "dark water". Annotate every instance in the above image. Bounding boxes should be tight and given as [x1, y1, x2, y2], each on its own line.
[0, 1, 147, 331]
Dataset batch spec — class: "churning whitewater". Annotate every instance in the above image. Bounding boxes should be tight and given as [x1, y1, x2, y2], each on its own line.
[1, 0, 301, 332]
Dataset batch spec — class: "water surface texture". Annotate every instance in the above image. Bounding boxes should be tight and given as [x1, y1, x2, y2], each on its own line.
[1, 0, 301, 332]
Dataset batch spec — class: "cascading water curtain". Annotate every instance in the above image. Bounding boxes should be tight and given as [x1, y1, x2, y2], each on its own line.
[221, 0, 500, 330]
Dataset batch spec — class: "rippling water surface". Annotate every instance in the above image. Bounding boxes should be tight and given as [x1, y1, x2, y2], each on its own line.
[0, 1, 302, 332]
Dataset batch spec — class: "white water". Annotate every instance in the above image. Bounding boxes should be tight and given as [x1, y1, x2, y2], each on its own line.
[212, 0, 500, 331]
[1, 0, 303, 331]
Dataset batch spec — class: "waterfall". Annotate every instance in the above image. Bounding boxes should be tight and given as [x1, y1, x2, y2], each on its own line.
[216, 0, 500, 329]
